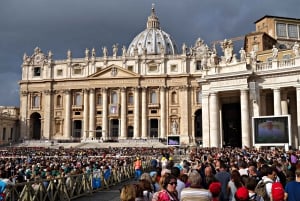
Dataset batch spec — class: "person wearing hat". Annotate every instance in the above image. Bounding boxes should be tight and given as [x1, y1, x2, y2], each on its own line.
[234, 187, 249, 201]
[284, 168, 300, 201]
[209, 182, 222, 201]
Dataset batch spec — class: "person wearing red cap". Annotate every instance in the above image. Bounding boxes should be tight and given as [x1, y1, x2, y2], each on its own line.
[234, 187, 249, 201]
[209, 182, 222, 201]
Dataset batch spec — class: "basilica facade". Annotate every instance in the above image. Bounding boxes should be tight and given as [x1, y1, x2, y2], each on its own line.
[19, 7, 300, 148]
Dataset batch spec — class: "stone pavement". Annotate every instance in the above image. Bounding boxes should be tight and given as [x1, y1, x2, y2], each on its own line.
[74, 180, 133, 201]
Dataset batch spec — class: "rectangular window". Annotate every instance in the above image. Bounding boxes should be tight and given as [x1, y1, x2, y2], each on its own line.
[127, 66, 133, 71]
[32, 95, 40, 108]
[2, 128, 6, 141]
[33, 67, 41, 76]
[151, 110, 157, 114]
[148, 65, 158, 72]
[171, 65, 178, 72]
[97, 94, 102, 105]
[97, 111, 102, 115]
[57, 69, 63, 76]
[288, 24, 298, 38]
[73, 68, 82, 75]
[128, 110, 133, 114]
[128, 95, 134, 105]
[196, 61, 202, 70]
[276, 23, 287, 37]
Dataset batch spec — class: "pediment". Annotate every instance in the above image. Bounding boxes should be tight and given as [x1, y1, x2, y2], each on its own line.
[146, 59, 161, 64]
[88, 65, 139, 78]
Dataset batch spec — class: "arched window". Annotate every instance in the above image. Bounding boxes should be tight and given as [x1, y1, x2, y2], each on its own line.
[150, 91, 157, 104]
[56, 95, 62, 107]
[111, 91, 118, 104]
[128, 93, 134, 105]
[32, 95, 40, 108]
[171, 91, 177, 104]
[197, 91, 202, 104]
[74, 93, 81, 106]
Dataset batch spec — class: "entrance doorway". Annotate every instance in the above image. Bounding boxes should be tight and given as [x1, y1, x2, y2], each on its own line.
[150, 119, 158, 138]
[222, 103, 241, 147]
[110, 119, 119, 139]
[30, 112, 41, 140]
[73, 120, 82, 138]
[194, 109, 202, 145]
[127, 126, 134, 138]
[95, 126, 102, 138]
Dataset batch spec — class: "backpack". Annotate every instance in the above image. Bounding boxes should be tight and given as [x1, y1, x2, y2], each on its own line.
[271, 182, 284, 201]
[249, 193, 262, 201]
[255, 180, 272, 201]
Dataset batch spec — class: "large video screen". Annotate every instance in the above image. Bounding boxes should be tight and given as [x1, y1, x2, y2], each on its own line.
[167, 136, 180, 146]
[252, 115, 291, 146]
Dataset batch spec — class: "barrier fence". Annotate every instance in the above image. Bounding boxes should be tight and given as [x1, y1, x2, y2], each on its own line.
[4, 158, 151, 201]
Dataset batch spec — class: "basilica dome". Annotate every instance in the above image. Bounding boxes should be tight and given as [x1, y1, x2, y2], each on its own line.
[127, 5, 178, 56]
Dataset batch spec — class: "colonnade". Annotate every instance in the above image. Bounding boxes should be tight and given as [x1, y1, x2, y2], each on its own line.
[62, 87, 167, 140]
[202, 86, 300, 148]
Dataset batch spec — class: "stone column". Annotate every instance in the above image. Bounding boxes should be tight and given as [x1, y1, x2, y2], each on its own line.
[20, 91, 29, 140]
[134, 87, 140, 138]
[89, 88, 95, 138]
[141, 87, 148, 139]
[102, 88, 108, 140]
[260, 92, 267, 116]
[202, 92, 210, 147]
[297, 86, 300, 148]
[209, 92, 219, 147]
[281, 91, 288, 115]
[43, 89, 53, 140]
[274, 88, 282, 115]
[241, 89, 251, 147]
[120, 87, 127, 139]
[179, 86, 190, 144]
[160, 86, 166, 139]
[83, 89, 89, 139]
[64, 89, 71, 139]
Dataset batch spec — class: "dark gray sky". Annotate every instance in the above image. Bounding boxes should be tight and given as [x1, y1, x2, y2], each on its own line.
[0, 0, 299, 106]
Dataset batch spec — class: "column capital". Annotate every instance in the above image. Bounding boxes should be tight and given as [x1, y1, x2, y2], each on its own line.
[120, 87, 127, 92]
[44, 89, 53, 95]
[89, 88, 95, 93]
[83, 88, 89, 93]
[21, 91, 29, 96]
[240, 88, 249, 94]
[63, 89, 71, 94]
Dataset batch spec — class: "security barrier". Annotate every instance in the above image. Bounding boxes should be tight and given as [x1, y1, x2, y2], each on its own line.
[4, 158, 151, 201]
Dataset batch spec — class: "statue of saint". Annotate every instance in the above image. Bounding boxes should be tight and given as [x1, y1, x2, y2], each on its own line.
[102, 46, 108, 57]
[67, 49, 72, 59]
[92, 48, 96, 57]
[239, 48, 246, 62]
[172, 120, 178, 135]
[250, 49, 256, 63]
[293, 42, 299, 57]
[112, 44, 118, 57]
[85, 48, 89, 58]
[272, 45, 278, 59]
[122, 46, 127, 56]
[182, 43, 187, 55]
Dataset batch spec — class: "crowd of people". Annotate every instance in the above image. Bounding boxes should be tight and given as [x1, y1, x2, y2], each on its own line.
[0, 145, 299, 201]
[120, 147, 300, 201]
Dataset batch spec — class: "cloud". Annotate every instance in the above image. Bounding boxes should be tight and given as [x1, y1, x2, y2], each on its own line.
[0, 0, 300, 106]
